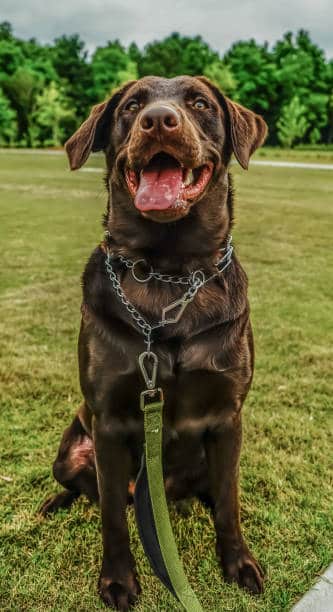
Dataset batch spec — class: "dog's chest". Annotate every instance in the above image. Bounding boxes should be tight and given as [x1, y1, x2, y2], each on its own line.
[81, 302, 247, 438]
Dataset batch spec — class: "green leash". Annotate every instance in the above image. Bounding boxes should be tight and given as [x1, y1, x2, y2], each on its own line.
[103, 242, 236, 609]
[135, 387, 203, 611]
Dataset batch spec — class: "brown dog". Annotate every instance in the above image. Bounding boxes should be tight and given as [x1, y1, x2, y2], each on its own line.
[41, 76, 267, 610]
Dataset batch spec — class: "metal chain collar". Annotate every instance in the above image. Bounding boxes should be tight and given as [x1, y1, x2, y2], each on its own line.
[104, 235, 233, 391]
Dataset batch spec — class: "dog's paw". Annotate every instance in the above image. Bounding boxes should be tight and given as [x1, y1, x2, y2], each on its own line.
[98, 573, 141, 610]
[38, 490, 79, 516]
[220, 543, 264, 594]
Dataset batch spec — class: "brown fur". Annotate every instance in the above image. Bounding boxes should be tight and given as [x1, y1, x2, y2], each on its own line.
[41, 76, 267, 610]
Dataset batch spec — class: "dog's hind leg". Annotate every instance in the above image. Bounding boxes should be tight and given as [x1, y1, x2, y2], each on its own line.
[39, 407, 98, 516]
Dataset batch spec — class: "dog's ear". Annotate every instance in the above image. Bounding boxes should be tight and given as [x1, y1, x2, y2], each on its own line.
[65, 81, 137, 170]
[224, 98, 268, 169]
[197, 77, 268, 169]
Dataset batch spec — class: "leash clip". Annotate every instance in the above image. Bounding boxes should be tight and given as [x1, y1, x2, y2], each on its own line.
[138, 350, 158, 390]
[140, 387, 164, 411]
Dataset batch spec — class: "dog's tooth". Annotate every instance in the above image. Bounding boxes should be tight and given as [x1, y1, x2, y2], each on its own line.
[184, 170, 193, 186]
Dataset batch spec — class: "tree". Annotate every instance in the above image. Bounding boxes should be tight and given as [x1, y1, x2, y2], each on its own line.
[128, 42, 141, 66]
[0, 87, 17, 144]
[203, 61, 237, 96]
[0, 38, 25, 78]
[0, 23, 59, 145]
[91, 41, 138, 101]
[0, 23, 332, 147]
[49, 34, 94, 119]
[274, 30, 329, 98]
[309, 127, 321, 145]
[3, 66, 43, 145]
[0, 21, 12, 40]
[181, 37, 220, 75]
[138, 33, 219, 78]
[224, 40, 277, 113]
[273, 30, 330, 142]
[327, 89, 333, 143]
[31, 81, 75, 146]
[21, 40, 58, 84]
[277, 96, 309, 147]
[0, 23, 57, 82]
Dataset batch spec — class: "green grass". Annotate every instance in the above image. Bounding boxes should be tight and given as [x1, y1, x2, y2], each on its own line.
[0, 150, 332, 611]
[255, 146, 333, 163]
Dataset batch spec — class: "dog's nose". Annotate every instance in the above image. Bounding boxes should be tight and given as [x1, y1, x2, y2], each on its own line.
[140, 105, 180, 134]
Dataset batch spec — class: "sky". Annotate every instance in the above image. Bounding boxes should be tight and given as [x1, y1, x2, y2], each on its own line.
[2, 0, 333, 59]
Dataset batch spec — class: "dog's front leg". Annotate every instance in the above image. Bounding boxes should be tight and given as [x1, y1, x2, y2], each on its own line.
[93, 418, 141, 610]
[205, 411, 264, 595]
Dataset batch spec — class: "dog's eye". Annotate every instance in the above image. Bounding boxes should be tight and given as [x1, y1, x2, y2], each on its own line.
[124, 100, 140, 113]
[193, 98, 208, 110]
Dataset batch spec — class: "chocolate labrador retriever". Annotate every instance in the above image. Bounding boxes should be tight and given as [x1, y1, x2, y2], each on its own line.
[41, 76, 267, 609]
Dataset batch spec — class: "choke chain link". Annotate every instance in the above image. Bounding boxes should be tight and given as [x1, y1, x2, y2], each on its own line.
[104, 235, 233, 389]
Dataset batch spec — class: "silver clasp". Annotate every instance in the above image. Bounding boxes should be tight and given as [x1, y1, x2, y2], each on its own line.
[138, 351, 158, 389]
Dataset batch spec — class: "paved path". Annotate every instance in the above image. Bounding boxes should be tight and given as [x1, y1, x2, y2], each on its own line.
[292, 563, 333, 612]
[0, 148, 64, 155]
[1, 149, 333, 170]
[80, 160, 333, 173]
[251, 160, 333, 170]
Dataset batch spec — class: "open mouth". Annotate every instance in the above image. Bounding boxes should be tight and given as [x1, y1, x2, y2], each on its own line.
[125, 152, 214, 214]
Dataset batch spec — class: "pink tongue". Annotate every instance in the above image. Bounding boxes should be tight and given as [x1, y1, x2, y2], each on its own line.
[134, 157, 183, 211]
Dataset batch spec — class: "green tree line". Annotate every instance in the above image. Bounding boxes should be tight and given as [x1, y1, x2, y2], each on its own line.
[0, 22, 332, 148]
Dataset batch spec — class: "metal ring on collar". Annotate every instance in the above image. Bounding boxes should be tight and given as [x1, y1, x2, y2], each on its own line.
[191, 269, 206, 285]
[132, 259, 153, 283]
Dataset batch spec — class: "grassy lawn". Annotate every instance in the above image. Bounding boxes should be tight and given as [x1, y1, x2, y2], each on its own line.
[255, 146, 333, 163]
[0, 150, 332, 611]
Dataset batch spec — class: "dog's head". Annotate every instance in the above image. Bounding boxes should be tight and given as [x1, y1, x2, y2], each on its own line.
[65, 76, 267, 224]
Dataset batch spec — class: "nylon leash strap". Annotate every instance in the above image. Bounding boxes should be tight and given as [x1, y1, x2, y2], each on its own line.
[103, 237, 233, 610]
[134, 388, 203, 611]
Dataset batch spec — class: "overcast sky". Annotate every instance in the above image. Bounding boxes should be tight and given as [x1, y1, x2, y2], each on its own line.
[2, 0, 333, 58]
